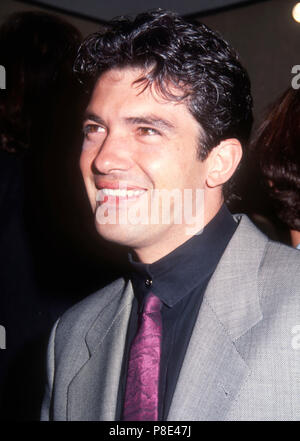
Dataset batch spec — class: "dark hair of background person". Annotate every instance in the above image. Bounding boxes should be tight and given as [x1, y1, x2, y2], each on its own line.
[0, 11, 81, 154]
[252, 87, 300, 236]
[74, 9, 253, 203]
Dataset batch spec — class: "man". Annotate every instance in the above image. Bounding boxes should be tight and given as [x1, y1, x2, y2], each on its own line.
[41, 10, 300, 421]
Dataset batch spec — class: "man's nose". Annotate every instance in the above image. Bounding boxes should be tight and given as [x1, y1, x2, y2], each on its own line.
[92, 134, 133, 174]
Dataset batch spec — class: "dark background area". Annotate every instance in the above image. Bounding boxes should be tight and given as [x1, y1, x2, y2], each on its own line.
[0, 0, 296, 124]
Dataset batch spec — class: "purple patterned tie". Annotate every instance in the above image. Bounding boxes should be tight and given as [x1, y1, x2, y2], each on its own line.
[122, 293, 162, 421]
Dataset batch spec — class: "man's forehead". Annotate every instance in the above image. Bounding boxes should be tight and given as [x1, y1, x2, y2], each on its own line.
[84, 67, 203, 136]
[93, 66, 188, 103]
[95, 67, 146, 90]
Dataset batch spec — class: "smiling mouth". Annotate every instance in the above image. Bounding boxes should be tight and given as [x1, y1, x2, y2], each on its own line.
[96, 187, 147, 204]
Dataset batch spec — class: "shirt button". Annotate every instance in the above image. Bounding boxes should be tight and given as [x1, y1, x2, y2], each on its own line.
[145, 279, 152, 287]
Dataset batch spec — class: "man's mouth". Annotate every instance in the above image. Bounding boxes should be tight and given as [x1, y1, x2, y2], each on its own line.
[96, 185, 148, 205]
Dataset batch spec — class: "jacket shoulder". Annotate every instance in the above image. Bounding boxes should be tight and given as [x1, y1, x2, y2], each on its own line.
[259, 239, 300, 302]
[231, 214, 300, 303]
[260, 239, 300, 281]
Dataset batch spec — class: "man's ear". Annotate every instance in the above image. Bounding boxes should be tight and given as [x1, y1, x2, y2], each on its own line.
[206, 138, 243, 188]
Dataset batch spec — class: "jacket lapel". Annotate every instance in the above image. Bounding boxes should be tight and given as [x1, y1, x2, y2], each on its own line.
[67, 279, 134, 421]
[168, 215, 267, 420]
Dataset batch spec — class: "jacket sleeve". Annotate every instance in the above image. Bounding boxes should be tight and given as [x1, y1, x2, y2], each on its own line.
[40, 319, 60, 421]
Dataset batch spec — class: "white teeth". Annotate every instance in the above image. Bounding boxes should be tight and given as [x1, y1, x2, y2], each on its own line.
[97, 188, 146, 199]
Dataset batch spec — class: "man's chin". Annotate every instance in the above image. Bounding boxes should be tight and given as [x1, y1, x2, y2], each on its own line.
[94, 222, 136, 247]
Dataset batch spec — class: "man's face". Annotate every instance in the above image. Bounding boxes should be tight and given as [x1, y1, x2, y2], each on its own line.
[80, 67, 211, 262]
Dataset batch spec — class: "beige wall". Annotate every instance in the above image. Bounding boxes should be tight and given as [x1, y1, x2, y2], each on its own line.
[201, 0, 300, 124]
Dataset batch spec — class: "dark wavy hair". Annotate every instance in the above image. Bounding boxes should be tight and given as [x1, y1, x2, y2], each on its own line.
[253, 87, 300, 231]
[0, 11, 81, 154]
[74, 9, 253, 201]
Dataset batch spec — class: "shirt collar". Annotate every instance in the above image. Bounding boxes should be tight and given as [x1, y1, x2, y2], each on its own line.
[129, 204, 238, 308]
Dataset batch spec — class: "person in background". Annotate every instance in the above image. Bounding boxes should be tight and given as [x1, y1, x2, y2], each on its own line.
[0, 11, 84, 420]
[253, 87, 300, 249]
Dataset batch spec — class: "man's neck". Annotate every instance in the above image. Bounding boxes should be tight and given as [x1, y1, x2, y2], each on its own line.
[134, 200, 224, 264]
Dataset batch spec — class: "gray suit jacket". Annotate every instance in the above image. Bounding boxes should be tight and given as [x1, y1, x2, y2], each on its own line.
[41, 215, 300, 421]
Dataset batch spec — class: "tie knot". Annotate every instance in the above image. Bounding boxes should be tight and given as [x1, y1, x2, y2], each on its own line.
[143, 293, 161, 314]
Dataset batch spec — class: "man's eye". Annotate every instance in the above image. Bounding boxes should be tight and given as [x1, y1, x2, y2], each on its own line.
[83, 124, 105, 137]
[137, 127, 160, 136]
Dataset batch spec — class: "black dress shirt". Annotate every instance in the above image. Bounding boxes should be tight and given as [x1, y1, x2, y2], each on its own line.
[116, 204, 237, 420]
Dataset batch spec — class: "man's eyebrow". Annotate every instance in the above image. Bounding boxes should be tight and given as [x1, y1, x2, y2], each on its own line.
[83, 113, 176, 131]
[124, 115, 175, 131]
[83, 113, 105, 125]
